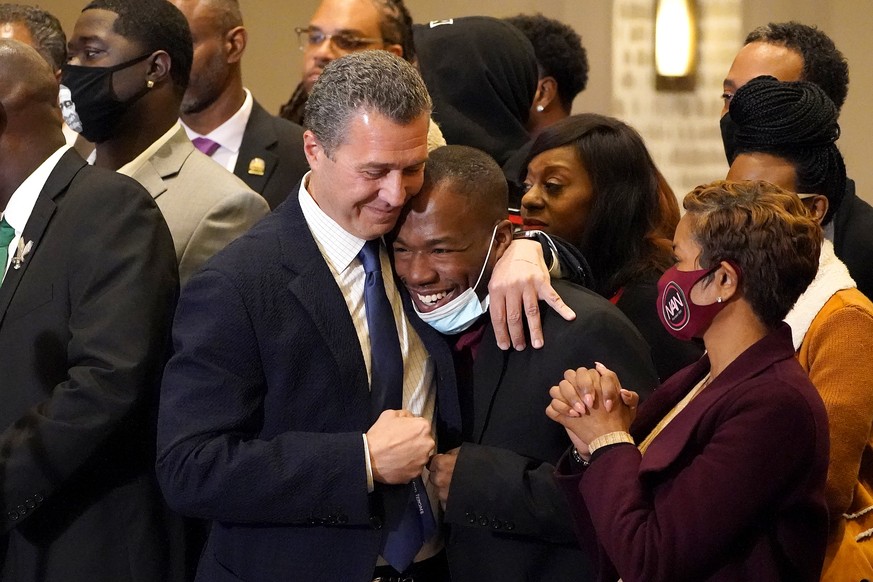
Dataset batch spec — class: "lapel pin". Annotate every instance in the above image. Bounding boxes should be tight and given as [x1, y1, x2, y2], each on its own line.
[11, 238, 33, 270]
[248, 157, 266, 176]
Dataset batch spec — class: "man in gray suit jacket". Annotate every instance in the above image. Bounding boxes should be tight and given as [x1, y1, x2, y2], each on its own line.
[175, 0, 309, 209]
[63, 0, 268, 283]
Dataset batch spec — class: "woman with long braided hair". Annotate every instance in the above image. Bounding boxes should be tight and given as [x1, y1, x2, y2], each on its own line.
[726, 75, 873, 581]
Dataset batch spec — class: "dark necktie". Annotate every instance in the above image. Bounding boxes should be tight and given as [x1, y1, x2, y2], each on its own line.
[191, 137, 221, 157]
[0, 217, 16, 285]
[358, 240, 436, 572]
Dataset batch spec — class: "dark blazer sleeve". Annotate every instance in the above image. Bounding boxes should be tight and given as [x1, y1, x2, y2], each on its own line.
[448, 443, 578, 542]
[445, 283, 658, 542]
[0, 165, 178, 532]
[155, 265, 373, 526]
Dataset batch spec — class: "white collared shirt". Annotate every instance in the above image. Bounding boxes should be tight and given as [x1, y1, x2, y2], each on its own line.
[298, 175, 442, 563]
[61, 123, 79, 148]
[2, 145, 71, 279]
[181, 88, 254, 173]
[117, 122, 182, 177]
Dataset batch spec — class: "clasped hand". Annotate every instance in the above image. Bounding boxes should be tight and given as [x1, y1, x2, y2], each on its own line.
[545, 362, 639, 455]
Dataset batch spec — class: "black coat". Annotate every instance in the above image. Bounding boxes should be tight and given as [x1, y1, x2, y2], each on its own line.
[833, 179, 873, 301]
[444, 280, 658, 582]
[0, 150, 181, 581]
[234, 100, 309, 209]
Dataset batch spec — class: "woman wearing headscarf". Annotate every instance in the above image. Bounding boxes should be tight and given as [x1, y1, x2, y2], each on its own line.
[413, 16, 538, 190]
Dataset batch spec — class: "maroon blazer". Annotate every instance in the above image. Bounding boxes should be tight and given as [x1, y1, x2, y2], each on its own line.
[555, 324, 829, 582]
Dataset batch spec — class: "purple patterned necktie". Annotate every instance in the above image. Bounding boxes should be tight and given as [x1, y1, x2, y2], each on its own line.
[358, 240, 436, 572]
[192, 137, 220, 157]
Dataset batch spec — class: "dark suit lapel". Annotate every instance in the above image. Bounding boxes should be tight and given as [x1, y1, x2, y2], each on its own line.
[471, 322, 508, 442]
[0, 151, 82, 324]
[278, 193, 370, 420]
[235, 101, 279, 194]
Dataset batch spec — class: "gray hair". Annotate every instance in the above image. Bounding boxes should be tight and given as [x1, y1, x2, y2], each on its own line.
[304, 50, 432, 156]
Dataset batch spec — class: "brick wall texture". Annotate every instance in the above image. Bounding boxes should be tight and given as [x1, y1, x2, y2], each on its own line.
[612, 0, 743, 201]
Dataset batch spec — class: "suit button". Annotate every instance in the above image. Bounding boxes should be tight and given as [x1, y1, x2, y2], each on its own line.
[491, 519, 502, 530]
[465, 511, 476, 524]
[17, 505, 26, 515]
[505, 521, 515, 531]
[34, 493, 44, 503]
[7, 511, 18, 521]
[25, 498, 36, 509]
[370, 516, 383, 530]
[338, 514, 349, 524]
[307, 517, 318, 525]
[478, 516, 489, 527]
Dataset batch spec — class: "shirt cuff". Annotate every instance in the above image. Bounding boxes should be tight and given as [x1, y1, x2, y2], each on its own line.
[362, 433, 374, 493]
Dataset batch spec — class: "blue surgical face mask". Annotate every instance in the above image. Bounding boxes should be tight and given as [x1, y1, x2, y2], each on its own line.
[414, 224, 498, 335]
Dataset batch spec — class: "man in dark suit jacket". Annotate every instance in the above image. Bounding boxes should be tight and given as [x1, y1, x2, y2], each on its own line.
[0, 40, 181, 582]
[390, 145, 659, 581]
[157, 50, 461, 582]
[175, 0, 309, 209]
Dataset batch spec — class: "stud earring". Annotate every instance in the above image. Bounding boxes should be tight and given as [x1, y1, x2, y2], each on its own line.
[536, 105, 545, 112]
[146, 79, 155, 89]
[717, 296, 723, 303]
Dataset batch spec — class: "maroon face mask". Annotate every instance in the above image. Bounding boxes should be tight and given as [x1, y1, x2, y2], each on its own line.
[657, 263, 739, 341]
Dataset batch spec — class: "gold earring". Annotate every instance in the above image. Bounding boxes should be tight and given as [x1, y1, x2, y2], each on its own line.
[146, 79, 155, 89]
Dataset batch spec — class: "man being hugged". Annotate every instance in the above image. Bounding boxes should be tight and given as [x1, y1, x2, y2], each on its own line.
[391, 144, 658, 582]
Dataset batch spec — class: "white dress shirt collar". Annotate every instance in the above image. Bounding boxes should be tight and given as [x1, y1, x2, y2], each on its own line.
[3, 145, 71, 232]
[180, 88, 254, 173]
[297, 172, 367, 273]
[2, 145, 71, 276]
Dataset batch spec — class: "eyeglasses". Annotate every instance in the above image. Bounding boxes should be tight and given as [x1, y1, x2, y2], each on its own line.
[295, 27, 383, 52]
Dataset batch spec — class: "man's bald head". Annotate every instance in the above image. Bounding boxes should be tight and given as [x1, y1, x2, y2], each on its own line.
[0, 39, 58, 117]
[173, 0, 246, 116]
[0, 39, 64, 201]
[175, 0, 242, 33]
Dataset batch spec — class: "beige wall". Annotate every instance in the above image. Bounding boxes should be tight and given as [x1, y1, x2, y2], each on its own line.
[240, 0, 613, 118]
[612, 0, 743, 199]
[18, 0, 612, 119]
[16, 0, 873, 204]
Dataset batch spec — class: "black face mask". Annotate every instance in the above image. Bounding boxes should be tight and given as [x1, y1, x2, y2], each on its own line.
[60, 53, 153, 144]
[720, 111, 739, 165]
